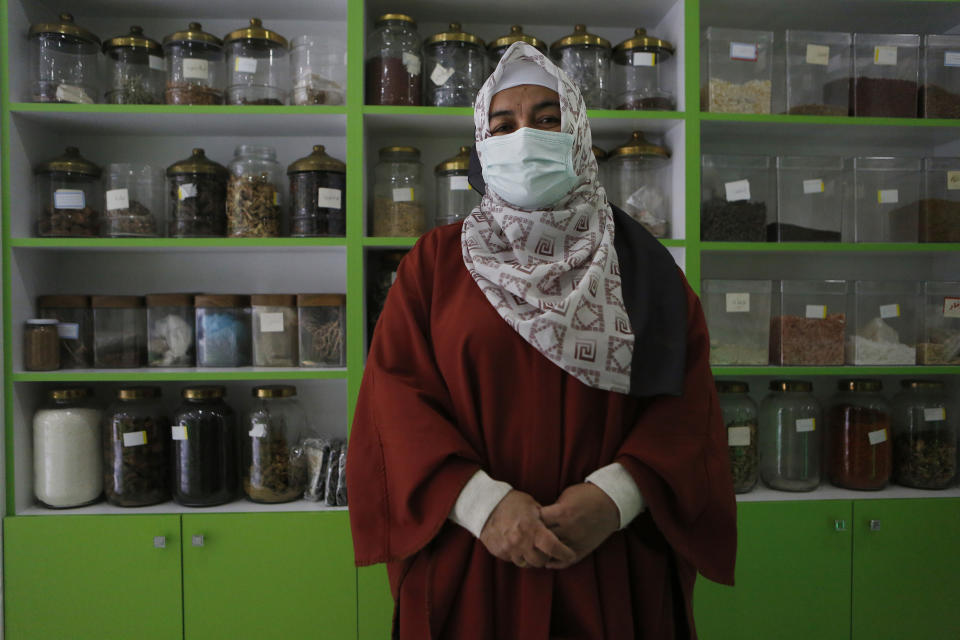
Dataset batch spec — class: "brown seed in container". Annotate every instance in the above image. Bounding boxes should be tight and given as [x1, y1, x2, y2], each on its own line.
[38, 206, 99, 237]
[103, 199, 157, 237]
[770, 314, 846, 365]
[372, 198, 426, 237]
[165, 82, 224, 105]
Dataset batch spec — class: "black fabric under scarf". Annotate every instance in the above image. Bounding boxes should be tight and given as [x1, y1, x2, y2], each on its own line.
[467, 146, 687, 398]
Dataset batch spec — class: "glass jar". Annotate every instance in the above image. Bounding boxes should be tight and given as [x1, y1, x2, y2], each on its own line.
[701, 154, 774, 242]
[372, 146, 426, 236]
[917, 158, 960, 243]
[28, 13, 100, 104]
[854, 156, 922, 242]
[224, 18, 288, 105]
[774, 156, 846, 242]
[163, 22, 224, 105]
[771, 280, 848, 366]
[704, 27, 774, 114]
[606, 131, 671, 237]
[38, 294, 92, 368]
[593, 145, 608, 187]
[368, 251, 407, 341]
[243, 385, 308, 503]
[103, 163, 164, 237]
[171, 386, 237, 507]
[33, 387, 102, 508]
[488, 25, 548, 68]
[853, 33, 920, 118]
[102, 386, 169, 507]
[287, 145, 346, 237]
[298, 294, 346, 367]
[146, 293, 195, 367]
[166, 148, 228, 237]
[435, 145, 480, 226]
[919, 281, 960, 365]
[251, 294, 298, 367]
[290, 35, 346, 105]
[848, 280, 920, 366]
[423, 23, 487, 107]
[366, 14, 422, 105]
[759, 380, 822, 491]
[891, 379, 957, 489]
[551, 25, 611, 109]
[195, 295, 252, 367]
[828, 379, 892, 490]
[102, 25, 164, 104]
[716, 381, 759, 493]
[92, 295, 146, 368]
[226, 144, 284, 237]
[922, 34, 960, 119]
[24, 319, 60, 371]
[34, 146, 102, 237]
[785, 30, 852, 117]
[611, 28, 675, 111]
[701, 279, 773, 365]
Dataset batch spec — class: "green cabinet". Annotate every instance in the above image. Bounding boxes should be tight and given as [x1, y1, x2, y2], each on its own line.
[358, 564, 394, 639]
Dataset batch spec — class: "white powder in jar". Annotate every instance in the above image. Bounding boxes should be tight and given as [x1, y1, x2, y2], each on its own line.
[33, 407, 103, 507]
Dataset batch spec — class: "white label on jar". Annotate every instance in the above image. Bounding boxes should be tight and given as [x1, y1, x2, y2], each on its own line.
[390, 272, 398, 285]
[795, 418, 816, 433]
[235, 56, 258, 74]
[879, 303, 900, 318]
[724, 179, 751, 202]
[249, 423, 267, 438]
[183, 58, 209, 79]
[802, 179, 825, 194]
[430, 63, 455, 86]
[260, 312, 285, 333]
[53, 189, 85, 210]
[944, 296, 960, 318]
[805, 304, 827, 319]
[402, 51, 421, 76]
[728, 426, 751, 447]
[945, 51, 960, 67]
[106, 188, 130, 211]
[450, 176, 471, 191]
[947, 171, 960, 190]
[633, 51, 656, 66]
[57, 322, 79, 339]
[392, 187, 414, 202]
[877, 189, 899, 204]
[178, 183, 198, 200]
[874, 46, 898, 66]
[729, 42, 758, 61]
[924, 407, 947, 422]
[149, 55, 165, 71]
[55, 84, 93, 104]
[868, 429, 887, 445]
[123, 431, 148, 447]
[806, 44, 830, 66]
[725, 292, 750, 313]
[171, 425, 188, 440]
[317, 187, 342, 209]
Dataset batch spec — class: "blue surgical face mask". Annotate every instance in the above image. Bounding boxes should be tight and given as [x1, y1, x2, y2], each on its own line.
[476, 127, 581, 210]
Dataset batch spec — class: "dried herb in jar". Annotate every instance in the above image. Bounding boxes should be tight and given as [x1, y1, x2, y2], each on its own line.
[165, 82, 224, 105]
[893, 430, 957, 489]
[372, 198, 426, 237]
[300, 314, 344, 366]
[226, 174, 281, 237]
[104, 199, 157, 236]
[921, 84, 960, 119]
[38, 206, 99, 237]
[244, 415, 307, 503]
[108, 75, 160, 105]
[366, 56, 421, 105]
[104, 413, 170, 507]
[828, 405, 892, 490]
[701, 198, 767, 241]
[168, 174, 227, 237]
[727, 419, 758, 493]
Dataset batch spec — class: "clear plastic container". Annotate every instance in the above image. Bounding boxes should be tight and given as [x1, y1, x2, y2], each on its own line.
[919, 281, 960, 365]
[607, 131, 671, 237]
[251, 294, 298, 367]
[853, 33, 920, 118]
[163, 22, 224, 105]
[785, 30, 852, 116]
[423, 23, 486, 108]
[34, 147, 102, 237]
[195, 295, 252, 367]
[372, 146, 426, 236]
[171, 386, 237, 507]
[224, 18, 288, 105]
[92, 296, 146, 368]
[287, 145, 346, 237]
[243, 385, 309, 503]
[891, 379, 957, 489]
[488, 25, 548, 67]
[760, 380, 821, 491]
[290, 35, 346, 105]
[828, 379, 892, 490]
[774, 156, 846, 241]
[612, 28, 675, 111]
[921, 34, 960, 119]
[37, 295, 92, 368]
[915, 157, 960, 242]
[298, 294, 346, 367]
[771, 280, 848, 365]
[226, 144, 284, 237]
[434, 145, 480, 226]
[716, 380, 759, 493]
[166, 148, 228, 237]
[853, 156, 922, 242]
[847, 280, 920, 365]
[701, 279, 772, 365]
[551, 25, 611, 109]
[366, 14, 422, 105]
[102, 386, 170, 507]
[701, 155, 774, 241]
[28, 13, 100, 104]
[103, 163, 163, 237]
[102, 26, 164, 104]
[23, 319, 60, 371]
[146, 293, 195, 367]
[704, 27, 774, 114]
[33, 387, 102, 508]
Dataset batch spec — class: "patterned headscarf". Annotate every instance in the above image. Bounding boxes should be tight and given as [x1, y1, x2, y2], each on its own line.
[461, 42, 634, 395]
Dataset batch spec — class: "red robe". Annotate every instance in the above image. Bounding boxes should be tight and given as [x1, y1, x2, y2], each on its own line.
[347, 223, 736, 639]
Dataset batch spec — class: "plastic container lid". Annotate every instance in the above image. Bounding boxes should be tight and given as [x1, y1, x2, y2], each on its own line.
[224, 18, 288, 49]
[34, 147, 101, 177]
[250, 294, 296, 307]
[297, 294, 346, 307]
[26, 319, 59, 326]
[163, 22, 223, 48]
[489, 25, 548, 55]
[145, 293, 194, 307]
[194, 294, 250, 308]
[103, 25, 162, 55]
[287, 145, 346, 174]
[29, 13, 100, 45]
[91, 295, 145, 309]
[424, 23, 484, 48]
[38, 294, 90, 308]
[551, 25, 611, 54]
[166, 149, 229, 177]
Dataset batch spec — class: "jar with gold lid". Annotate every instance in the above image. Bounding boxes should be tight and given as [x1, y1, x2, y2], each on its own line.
[828, 379, 892, 490]
[24, 319, 60, 371]
[34, 147, 102, 237]
[423, 23, 486, 107]
[224, 18, 289, 105]
[606, 131, 671, 237]
[760, 379, 822, 491]
[891, 379, 957, 489]
[103, 386, 170, 507]
[163, 22, 224, 105]
[488, 25, 548, 68]
[435, 145, 480, 226]
[102, 25, 164, 104]
[716, 380, 759, 493]
[551, 25, 611, 109]
[288, 145, 346, 237]
[33, 387, 102, 508]
[366, 13, 422, 105]
[612, 28, 676, 111]
[28, 12, 100, 103]
[166, 148, 228, 237]
[372, 146, 426, 237]
[242, 385, 309, 503]
[171, 386, 238, 506]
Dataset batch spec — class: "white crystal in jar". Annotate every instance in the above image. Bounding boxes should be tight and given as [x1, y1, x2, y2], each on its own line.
[33, 407, 103, 507]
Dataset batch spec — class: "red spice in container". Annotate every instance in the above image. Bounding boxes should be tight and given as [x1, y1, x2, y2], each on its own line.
[770, 314, 846, 365]
[828, 388, 892, 491]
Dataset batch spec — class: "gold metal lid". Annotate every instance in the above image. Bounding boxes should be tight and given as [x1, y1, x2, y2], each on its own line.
[145, 293, 193, 307]
[592, 145, 607, 161]
[34, 147, 101, 177]
[379, 146, 420, 159]
[613, 28, 675, 56]
[769, 380, 813, 393]
[287, 145, 346, 175]
[49, 387, 93, 401]
[103, 25, 162, 55]
[489, 25, 547, 55]
[609, 131, 670, 160]
[838, 379, 882, 392]
[900, 379, 945, 390]
[224, 18, 288, 49]
[551, 25, 611, 53]
[375, 13, 416, 27]
[29, 13, 100, 45]
[166, 148, 228, 177]
[716, 380, 749, 394]
[297, 294, 346, 307]
[424, 23, 484, 48]
[253, 384, 297, 398]
[435, 146, 472, 175]
[117, 386, 161, 400]
[183, 385, 225, 400]
[163, 22, 223, 48]
[38, 294, 89, 308]
[91, 295, 144, 309]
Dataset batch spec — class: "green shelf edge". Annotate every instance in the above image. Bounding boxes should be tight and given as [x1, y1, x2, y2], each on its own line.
[8, 102, 348, 116]
[700, 242, 960, 252]
[712, 365, 960, 376]
[10, 238, 348, 249]
[362, 105, 686, 120]
[11, 369, 348, 382]
[699, 112, 960, 128]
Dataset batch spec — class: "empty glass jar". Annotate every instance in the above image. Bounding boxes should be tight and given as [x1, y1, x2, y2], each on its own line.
[551, 25, 611, 109]
[488, 25, 548, 68]
[372, 146, 426, 236]
[760, 380, 821, 491]
[435, 145, 480, 226]
[163, 22, 224, 105]
[146, 293, 195, 367]
[171, 386, 238, 507]
[606, 131, 671, 237]
[366, 13, 422, 105]
[103, 163, 163, 237]
[33, 387, 102, 508]
[612, 28, 676, 110]
[35, 147, 102, 238]
[891, 379, 957, 488]
[828, 379, 892, 490]
[92, 295, 146, 368]
[103, 386, 169, 507]
[298, 294, 346, 367]
[102, 25, 164, 104]
[423, 23, 487, 107]
[243, 385, 309, 503]
[38, 295, 92, 368]
[29, 13, 100, 104]
[288, 145, 346, 237]
[224, 18, 288, 105]
[717, 381, 759, 493]
[291, 35, 346, 105]
[195, 295, 252, 367]
[251, 294, 298, 367]
[226, 145, 284, 237]
[166, 148, 228, 237]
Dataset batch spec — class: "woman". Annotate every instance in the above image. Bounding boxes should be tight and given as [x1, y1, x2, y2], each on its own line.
[347, 42, 736, 639]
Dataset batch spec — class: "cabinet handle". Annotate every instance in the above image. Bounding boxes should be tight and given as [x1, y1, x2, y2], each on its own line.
[192, 534, 205, 547]
[833, 519, 847, 532]
[154, 536, 167, 549]
[869, 519, 881, 531]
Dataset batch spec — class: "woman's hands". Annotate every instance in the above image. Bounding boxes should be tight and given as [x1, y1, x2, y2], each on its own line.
[479, 490, 577, 569]
[540, 483, 620, 570]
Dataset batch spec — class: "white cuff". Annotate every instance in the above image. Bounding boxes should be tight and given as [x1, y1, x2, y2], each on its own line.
[449, 470, 513, 538]
[586, 462, 645, 530]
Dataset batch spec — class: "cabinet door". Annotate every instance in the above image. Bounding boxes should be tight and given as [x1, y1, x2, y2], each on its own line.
[358, 564, 394, 639]
[181, 511, 357, 639]
[694, 500, 853, 640]
[3, 515, 183, 640]
[852, 498, 960, 640]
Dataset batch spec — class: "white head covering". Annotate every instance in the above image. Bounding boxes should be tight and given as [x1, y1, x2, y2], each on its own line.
[491, 59, 558, 95]
[461, 42, 634, 395]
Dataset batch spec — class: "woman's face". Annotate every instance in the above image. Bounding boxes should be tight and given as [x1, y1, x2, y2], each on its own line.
[488, 84, 561, 136]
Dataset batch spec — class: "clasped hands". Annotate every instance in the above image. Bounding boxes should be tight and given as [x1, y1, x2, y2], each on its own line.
[478, 483, 620, 570]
